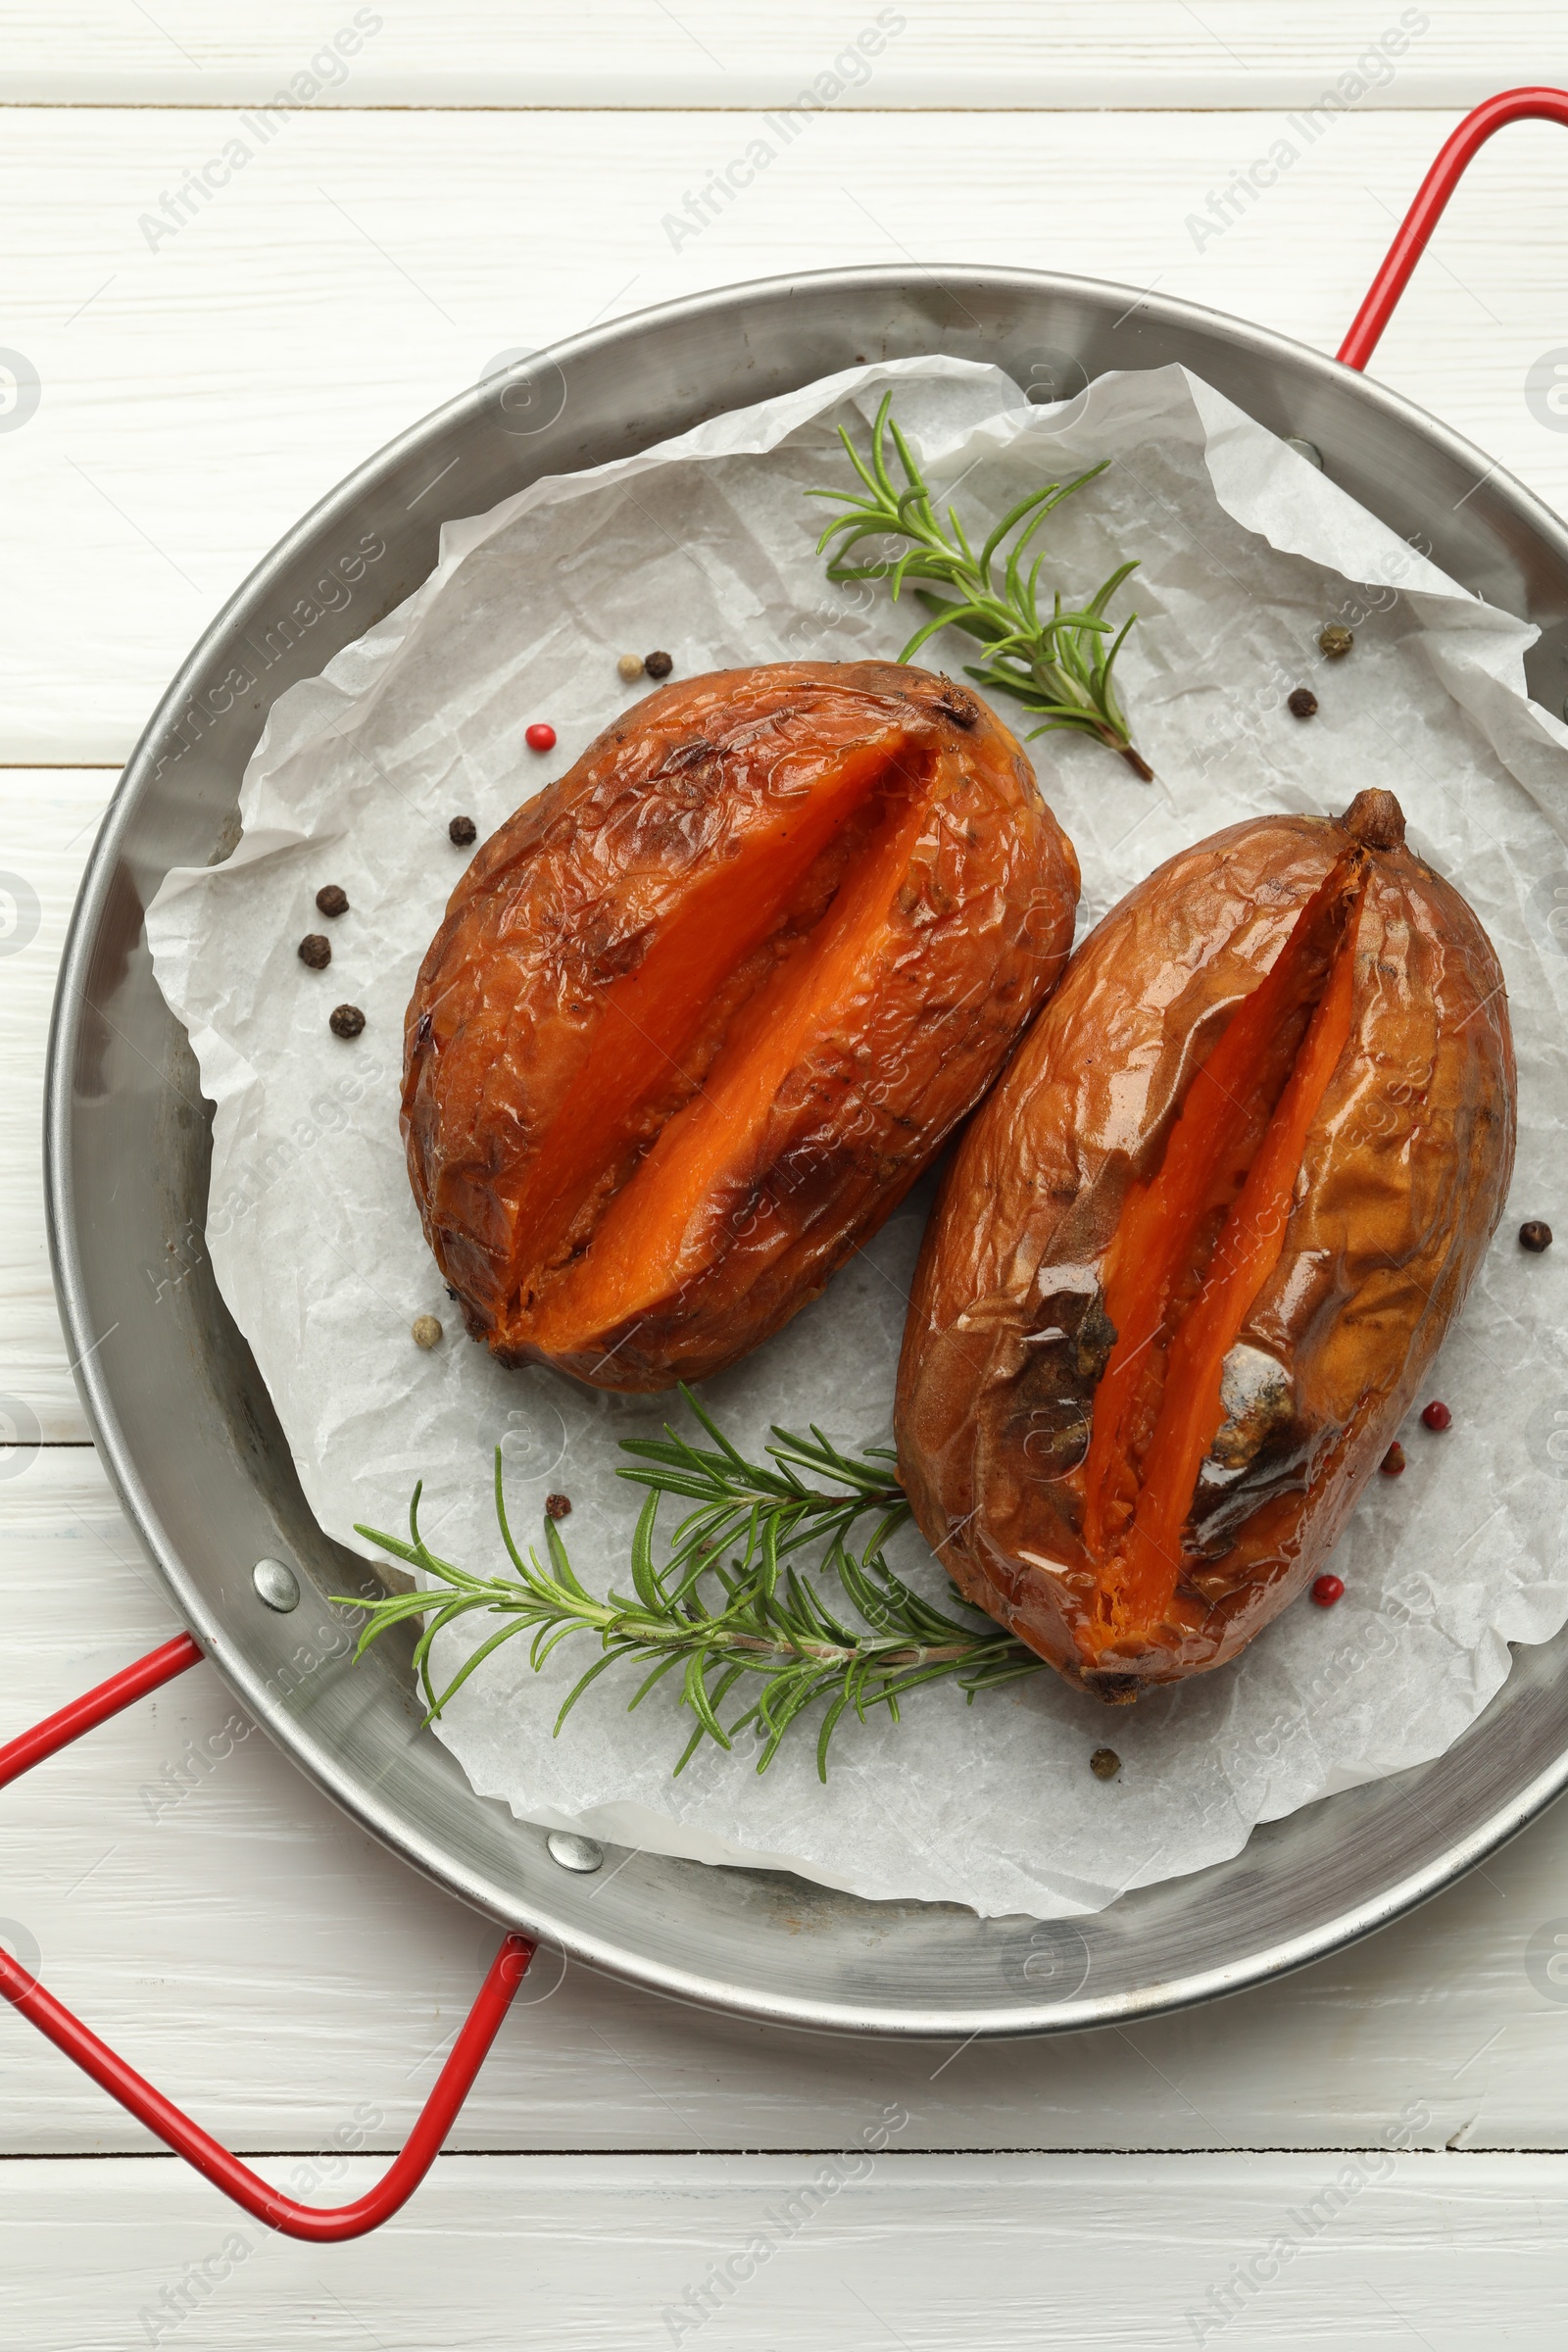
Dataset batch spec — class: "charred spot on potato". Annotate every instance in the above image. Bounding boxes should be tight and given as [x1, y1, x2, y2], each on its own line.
[999, 1283, 1117, 1487]
[585, 926, 654, 985]
[1074, 1295, 1118, 1387]
[1187, 1428, 1311, 1561]
[1015, 1392, 1093, 1481]
[934, 684, 979, 730]
[1208, 1344, 1294, 1471]
[1186, 1345, 1302, 1556]
[1084, 1670, 1142, 1705]
[745, 1140, 859, 1233]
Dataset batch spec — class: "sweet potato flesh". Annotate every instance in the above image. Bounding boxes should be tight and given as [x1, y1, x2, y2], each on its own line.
[1082, 853, 1365, 1650]
[508, 733, 907, 1311]
[535, 759, 933, 1350]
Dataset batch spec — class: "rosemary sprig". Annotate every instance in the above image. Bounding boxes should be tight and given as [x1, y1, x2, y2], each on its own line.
[338, 1389, 1042, 1781]
[808, 389, 1152, 779]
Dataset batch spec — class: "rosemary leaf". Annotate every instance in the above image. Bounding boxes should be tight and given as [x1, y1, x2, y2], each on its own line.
[808, 388, 1152, 779]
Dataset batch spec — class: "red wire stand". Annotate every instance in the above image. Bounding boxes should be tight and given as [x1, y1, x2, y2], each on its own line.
[0, 1631, 535, 2242]
[6, 82, 1565, 2243]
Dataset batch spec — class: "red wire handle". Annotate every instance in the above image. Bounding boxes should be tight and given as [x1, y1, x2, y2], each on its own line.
[1339, 85, 1568, 371]
[0, 1631, 536, 2242]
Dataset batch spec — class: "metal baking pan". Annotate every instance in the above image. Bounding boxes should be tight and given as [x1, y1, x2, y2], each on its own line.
[44, 236, 1568, 2038]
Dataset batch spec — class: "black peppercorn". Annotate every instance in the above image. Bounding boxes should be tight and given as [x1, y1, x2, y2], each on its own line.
[1090, 1746, 1121, 1781]
[644, 650, 674, 679]
[315, 883, 349, 917]
[449, 815, 477, 846]
[1287, 687, 1318, 719]
[297, 933, 331, 969]
[545, 1493, 572, 1520]
[329, 1004, 366, 1039]
[1521, 1220, 1553, 1253]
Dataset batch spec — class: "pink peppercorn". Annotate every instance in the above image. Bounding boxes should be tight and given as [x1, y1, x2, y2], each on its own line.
[1310, 1574, 1345, 1608]
[525, 722, 557, 753]
[1421, 1400, 1452, 1432]
[1380, 1443, 1405, 1476]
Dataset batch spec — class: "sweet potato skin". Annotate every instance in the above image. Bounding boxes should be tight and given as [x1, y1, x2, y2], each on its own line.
[404, 661, 1080, 1390]
[896, 792, 1516, 1699]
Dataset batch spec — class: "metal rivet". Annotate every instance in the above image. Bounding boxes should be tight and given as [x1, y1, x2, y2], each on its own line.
[546, 1831, 603, 1874]
[1285, 436, 1324, 470]
[253, 1557, 301, 1612]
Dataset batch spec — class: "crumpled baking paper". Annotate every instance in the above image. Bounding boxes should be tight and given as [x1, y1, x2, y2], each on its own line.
[147, 355, 1568, 1919]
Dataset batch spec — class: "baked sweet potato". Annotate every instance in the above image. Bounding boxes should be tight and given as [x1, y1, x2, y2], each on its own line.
[404, 660, 1079, 1389]
[897, 789, 1515, 1700]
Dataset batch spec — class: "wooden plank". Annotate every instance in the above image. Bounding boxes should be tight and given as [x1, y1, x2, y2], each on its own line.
[0, 2, 1561, 110]
[1, 2151, 1566, 2349]
[2, 105, 1566, 765]
[0, 771, 112, 1441]
[5, 1445, 1568, 2156]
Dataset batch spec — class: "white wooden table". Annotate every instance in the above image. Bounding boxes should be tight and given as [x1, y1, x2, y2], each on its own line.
[6, 9, 1568, 2344]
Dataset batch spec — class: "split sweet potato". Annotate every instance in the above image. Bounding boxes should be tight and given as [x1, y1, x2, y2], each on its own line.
[403, 660, 1080, 1389]
[897, 789, 1516, 1700]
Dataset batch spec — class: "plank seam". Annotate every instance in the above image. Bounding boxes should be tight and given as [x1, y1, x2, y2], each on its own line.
[0, 102, 1496, 117]
[0, 2143, 1563, 2160]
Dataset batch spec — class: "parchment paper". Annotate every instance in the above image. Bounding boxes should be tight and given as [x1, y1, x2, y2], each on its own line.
[148, 357, 1568, 1918]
